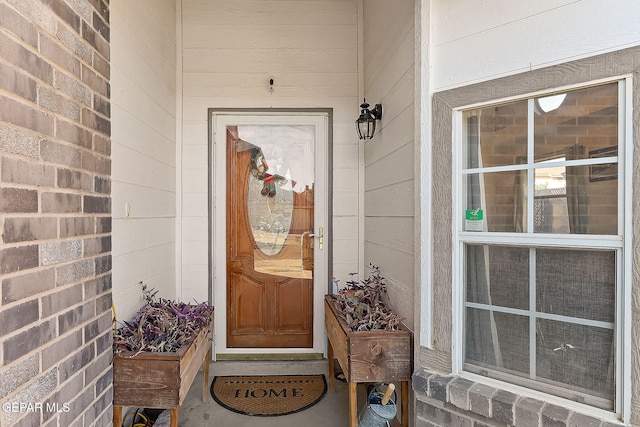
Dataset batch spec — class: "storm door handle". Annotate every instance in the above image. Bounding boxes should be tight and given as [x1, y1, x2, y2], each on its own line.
[308, 227, 324, 250]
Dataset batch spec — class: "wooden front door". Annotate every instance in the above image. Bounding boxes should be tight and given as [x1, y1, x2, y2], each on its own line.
[226, 125, 316, 348]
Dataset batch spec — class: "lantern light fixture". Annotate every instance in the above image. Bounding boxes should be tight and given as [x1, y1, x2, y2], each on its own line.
[355, 98, 383, 140]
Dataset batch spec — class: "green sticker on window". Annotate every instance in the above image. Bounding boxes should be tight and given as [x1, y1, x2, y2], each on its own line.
[465, 209, 483, 220]
[465, 209, 484, 231]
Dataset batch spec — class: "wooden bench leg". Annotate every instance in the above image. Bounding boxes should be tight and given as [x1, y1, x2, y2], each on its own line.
[113, 405, 122, 427]
[328, 339, 335, 392]
[170, 407, 179, 427]
[401, 380, 409, 427]
[349, 381, 358, 427]
[203, 347, 211, 401]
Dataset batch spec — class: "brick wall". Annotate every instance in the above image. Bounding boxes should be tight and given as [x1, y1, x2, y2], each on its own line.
[0, 1, 112, 426]
[413, 369, 622, 427]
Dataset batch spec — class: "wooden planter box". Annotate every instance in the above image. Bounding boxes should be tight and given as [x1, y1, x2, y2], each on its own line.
[324, 295, 412, 427]
[113, 315, 213, 427]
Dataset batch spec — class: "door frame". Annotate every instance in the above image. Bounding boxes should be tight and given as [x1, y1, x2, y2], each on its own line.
[208, 108, 333, 357]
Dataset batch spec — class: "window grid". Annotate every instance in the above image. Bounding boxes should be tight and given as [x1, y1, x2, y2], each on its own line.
[461, 156, 619, 176]
[529, 248, 537, 380]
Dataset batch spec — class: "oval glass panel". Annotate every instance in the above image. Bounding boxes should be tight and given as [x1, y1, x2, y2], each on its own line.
[248, 174, 293, 256]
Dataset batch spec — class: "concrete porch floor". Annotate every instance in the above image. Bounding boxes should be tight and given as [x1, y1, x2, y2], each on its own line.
[175, 360, 369, 427]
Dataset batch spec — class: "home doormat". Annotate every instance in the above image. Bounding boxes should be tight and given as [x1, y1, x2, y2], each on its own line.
[210, 374, 327, 416]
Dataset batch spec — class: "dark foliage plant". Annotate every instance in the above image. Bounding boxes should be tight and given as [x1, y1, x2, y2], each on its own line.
[113, 286, 213, 355]
[330, 264, 404, 332]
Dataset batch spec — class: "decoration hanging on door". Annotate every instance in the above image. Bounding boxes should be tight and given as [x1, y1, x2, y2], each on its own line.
[250, 147, 276, 197]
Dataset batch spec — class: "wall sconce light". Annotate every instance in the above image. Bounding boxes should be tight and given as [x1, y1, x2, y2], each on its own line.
[355, 98, 383, 140]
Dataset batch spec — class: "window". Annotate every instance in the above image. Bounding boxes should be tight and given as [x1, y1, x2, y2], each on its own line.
[457, 81, 625, 410]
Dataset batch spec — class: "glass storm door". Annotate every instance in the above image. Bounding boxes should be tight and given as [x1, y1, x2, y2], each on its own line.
[212, 113, 328, 352]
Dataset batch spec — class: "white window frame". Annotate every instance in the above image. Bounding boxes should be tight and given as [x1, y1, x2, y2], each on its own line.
[451, 76, 632, 421]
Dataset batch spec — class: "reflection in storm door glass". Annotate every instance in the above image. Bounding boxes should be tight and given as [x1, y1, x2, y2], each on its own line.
[238, 125, 315, 279]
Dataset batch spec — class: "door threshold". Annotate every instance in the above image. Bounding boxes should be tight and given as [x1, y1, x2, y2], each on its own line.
[215, 352, 324, 361]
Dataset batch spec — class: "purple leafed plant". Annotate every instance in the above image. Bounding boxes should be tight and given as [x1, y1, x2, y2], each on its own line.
[330, 264, 404, 332]
[113, 286, 213, 355]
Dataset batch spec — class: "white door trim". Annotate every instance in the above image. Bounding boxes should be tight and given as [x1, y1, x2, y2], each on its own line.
[211, 111, 330, 355]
